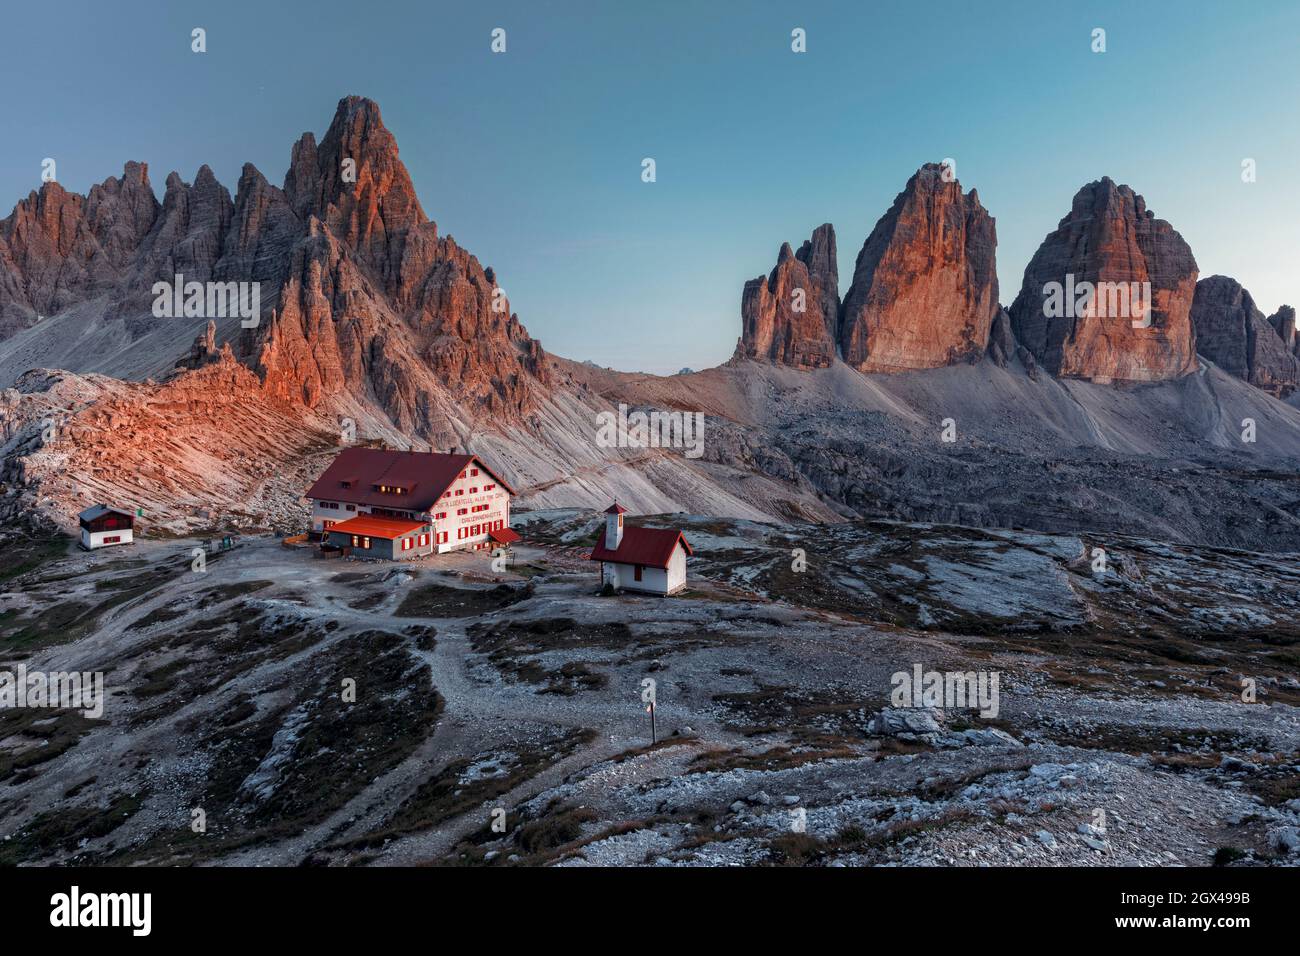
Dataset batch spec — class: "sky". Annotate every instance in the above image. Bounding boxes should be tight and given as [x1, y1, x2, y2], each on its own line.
[2, 0, 1299, 373]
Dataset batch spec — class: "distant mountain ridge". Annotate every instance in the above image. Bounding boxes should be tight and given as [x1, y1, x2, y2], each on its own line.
[2, 97, 1299, 552]
[735, 166, 1299, 397]
[0, 97, 548, 438]
[0, 98, 841, 533]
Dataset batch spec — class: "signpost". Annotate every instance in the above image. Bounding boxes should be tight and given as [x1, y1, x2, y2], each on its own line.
[641, 677, 657, 744]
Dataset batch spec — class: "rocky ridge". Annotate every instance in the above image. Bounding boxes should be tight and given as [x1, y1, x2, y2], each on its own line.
[0, 97, 549, 442]
[839, 164, 999, 373]
[1192, 275, 1300, 396]
[1009, 177, 1199, 383]
[734, 224, 839, 369]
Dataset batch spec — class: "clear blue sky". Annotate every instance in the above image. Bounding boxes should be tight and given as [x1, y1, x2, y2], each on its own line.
[2, 0, 1298, 373]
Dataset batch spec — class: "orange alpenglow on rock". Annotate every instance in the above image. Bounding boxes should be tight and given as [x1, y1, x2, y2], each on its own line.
[735, 224, 839, 369]
[838, 163, 999, 373]
[1009, 177, 1199, 383]
[0, 96, 551, 437]
[251, 96, 550, 425]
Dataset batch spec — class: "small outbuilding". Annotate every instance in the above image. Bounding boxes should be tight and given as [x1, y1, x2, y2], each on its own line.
[588, 503, 692, 596]
[79, 505, 134, 550]
[323, 514, 433, 560]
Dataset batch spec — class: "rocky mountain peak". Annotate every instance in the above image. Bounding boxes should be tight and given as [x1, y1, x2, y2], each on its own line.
[283, 96, 429, 293]
[0, 163, 167, 334]
[1268, 304, 1298, 354]
[1191, 275, 1299, 396]
[838, 163, 998, 372]
[797, 223, 837, 291]
[238, 97, 547, 427]
[0, 96, 549, 435]
[735, 222, 839, 369]
[1009, 178, 1198, 383]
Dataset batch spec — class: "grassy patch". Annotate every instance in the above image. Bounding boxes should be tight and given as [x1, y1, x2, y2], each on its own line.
[1047, 724, 1270, 758]
[0, 600, 97, 654]
[195, 580, 273, 608]
[1213, 846, 1248, 866]
[514, 805, 600, 856]
[1240, 761, 1300, 807]
[0, 534, 69, 584]
[342, 728, 594, 853]
[0, 708, 102, 783]
[450, 799, 606, 867]
[766, 831, 829, 865]
[125, 604, 336, 722]
[690, 742, 857, 775]
[126, 603, 188, 631]
[468, 617, 632, 692]
[711, 683, 878, 742]
[105, 630, 442, 864]
[0, 792, 144, 865]
[2, 552, 197, 653]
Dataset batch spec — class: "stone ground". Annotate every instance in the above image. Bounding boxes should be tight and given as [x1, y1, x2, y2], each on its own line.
[0, 510, 1296, 867]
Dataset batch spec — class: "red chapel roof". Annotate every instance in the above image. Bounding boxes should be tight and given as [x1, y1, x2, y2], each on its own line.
[588, 526, 692, 570]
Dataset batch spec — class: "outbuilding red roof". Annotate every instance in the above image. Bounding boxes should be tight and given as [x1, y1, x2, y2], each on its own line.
[325, 514, 427, 540]
[305, 448, 515, 512]
[588, 526, 692, 570]
[489, 527, 521, 544]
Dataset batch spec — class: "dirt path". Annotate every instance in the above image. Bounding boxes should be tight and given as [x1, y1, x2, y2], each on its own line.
[133, 538, 740, 866]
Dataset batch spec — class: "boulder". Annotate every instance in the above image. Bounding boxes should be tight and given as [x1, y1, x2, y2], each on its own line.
[867, 706, 944, 737]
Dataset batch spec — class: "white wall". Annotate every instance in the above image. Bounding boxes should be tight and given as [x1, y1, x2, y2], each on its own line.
[82, 528, 133, 549]
[309, 459, 511, 550]
[604, 543, 688, 595]
[310, 499, 360, 531]
[431, 466, 511, 552]
[666, 544, 687, 593]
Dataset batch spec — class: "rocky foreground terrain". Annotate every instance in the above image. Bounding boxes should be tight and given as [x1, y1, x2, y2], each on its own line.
[1, 511, 1296, 867]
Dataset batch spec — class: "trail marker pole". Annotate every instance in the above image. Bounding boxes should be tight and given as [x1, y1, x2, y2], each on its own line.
[640, 677, 657, 745]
